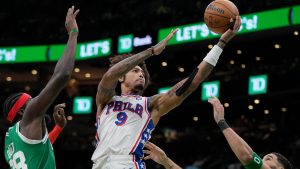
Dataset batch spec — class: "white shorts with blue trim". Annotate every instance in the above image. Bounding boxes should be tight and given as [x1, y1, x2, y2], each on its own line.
[92, 155, 146, 169]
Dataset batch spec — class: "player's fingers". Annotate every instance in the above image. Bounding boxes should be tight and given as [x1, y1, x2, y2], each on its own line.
[60, 103, 66, 108]
[237, 16, 241, 29]
[143, 150, 151, 154]
[234, 16, 241, 30]
[53, 110, 59, 118]
[54, 105, 60, 113]
[68, 7, 73, 15]
[145, 141, 153, 150]
[172, 28, 179, 34]
[213, 98, 222, 105]
[144, 155, 151, 160]
[56, 103, 66, 109]
[233, 16, 238, 30]
[144, 143, 153, 150]
[166, 28, 178, 41]
[146, 142, 155, 149]
[208, 96, 216, 102]
[208, 99, 218, 106]
[74, 9, 80, 16]
[58, 108, 65, 115]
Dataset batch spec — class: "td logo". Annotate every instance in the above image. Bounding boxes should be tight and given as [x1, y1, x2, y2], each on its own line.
[73, 97, 93, 114]
[201, 81, 220, 101]
[249, 75, 268, 95]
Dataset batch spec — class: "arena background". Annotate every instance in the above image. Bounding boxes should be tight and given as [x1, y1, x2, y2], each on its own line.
[1, 0, 300, 168]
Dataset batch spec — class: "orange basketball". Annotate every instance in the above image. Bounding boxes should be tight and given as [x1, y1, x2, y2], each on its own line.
[204, 0, 239, 34]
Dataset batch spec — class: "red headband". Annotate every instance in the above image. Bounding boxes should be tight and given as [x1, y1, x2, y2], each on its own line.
[7, 93, 31, 123]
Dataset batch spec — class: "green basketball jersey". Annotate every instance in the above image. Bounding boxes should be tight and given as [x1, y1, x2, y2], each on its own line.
[4, 122, 56, 169]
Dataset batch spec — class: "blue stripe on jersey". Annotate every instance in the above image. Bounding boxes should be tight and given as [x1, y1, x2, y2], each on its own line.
[134, 154, 146, 169]
[133, 119, 154, 158]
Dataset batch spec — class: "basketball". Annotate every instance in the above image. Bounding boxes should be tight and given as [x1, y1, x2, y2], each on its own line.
[204, 0, 239, 34]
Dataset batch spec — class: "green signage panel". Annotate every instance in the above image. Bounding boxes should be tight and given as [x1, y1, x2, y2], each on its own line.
[248, 75, 268, 95]
[0, 46, 47, 64]
[158, 7, 291, 45]
[201, 81, 220, 101]
[158, 87, 172, 94]
[49, 39, 111, 61]
[73, 96, 93, 114]
[293, 6, 300, 25]
[118, 34, 133, 54]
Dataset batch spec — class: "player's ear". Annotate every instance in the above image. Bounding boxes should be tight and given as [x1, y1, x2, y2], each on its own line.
[119, 76, 124, 83]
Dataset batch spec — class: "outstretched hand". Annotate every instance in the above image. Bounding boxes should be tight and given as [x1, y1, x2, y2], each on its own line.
[220, 16, 241, 43]
[152, 28, 178, 55]
[53, 103, 67, 128]
[208, 96, 225, 123]
[143, 142, 168, 165]
[65, 6, 80, 34]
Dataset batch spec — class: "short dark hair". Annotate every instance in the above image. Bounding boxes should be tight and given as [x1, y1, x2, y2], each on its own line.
[272, 152, 293, 169]
[109, 54, 150, 91]
[3, 92, 24, 120]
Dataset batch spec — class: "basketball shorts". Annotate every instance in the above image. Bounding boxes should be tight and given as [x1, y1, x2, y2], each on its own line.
[92, 155, 146, 169]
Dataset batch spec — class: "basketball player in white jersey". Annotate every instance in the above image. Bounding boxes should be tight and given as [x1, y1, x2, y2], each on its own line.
[92, 16, 241, 169]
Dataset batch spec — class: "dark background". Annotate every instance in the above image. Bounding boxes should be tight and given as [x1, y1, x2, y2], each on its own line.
[1, 0, 300, 168]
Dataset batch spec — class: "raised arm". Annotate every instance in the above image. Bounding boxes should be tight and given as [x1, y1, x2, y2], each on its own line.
[208, 97, 253, 165]
[149, 16, 241, 126]
[96, 29, 178, 110]
[144, 142, 182, 169]
[20, 6, 79, 139]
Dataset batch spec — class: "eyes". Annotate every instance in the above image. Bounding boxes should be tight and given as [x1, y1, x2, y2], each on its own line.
[132, 68, 145, 76]
[265, 154, 274, 161]
[268, 155, 273, 160]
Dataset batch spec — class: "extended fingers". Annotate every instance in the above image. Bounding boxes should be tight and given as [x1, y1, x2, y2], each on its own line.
[143, 150, 151, 155]
[55, 103, 66, 109]
[166, 28, 178, 41]
[57, 108, 65, 115]
[67, 6, 80, 16]
[144, 155, 151, 160]
[67, 6, 73, 14]
[74, 9, 80, 16]
[145, 142, 155, 150]
[234, 16, 241, 31]
[208, 96, 221, 105]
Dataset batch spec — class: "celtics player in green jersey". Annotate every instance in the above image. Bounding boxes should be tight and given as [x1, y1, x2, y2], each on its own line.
[3, 6, 79, 169]
[144, 97, 294, 169]
[208, 97, 293, 169]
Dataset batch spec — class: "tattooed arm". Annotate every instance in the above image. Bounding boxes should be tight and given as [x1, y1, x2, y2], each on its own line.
[149, 62, 214, 126]
[149, 17, 242, 126]
[96, 29, 178, 112]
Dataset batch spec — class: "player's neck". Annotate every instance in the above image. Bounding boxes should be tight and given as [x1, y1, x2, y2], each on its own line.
[121, 88, 142, 96]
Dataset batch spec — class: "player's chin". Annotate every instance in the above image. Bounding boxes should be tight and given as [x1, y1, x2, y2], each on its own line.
[134, 83, 145, 91]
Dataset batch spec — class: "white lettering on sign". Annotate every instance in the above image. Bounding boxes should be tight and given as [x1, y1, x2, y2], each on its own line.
[240, 15, 258, 31]
[251, 78, 266, 92]
[80, 41, 110, 57]
[0, 49, 16, 62]
[133, 35, 152, 47]
[76, 99, 91, 112]
[204, 84, 219, 97]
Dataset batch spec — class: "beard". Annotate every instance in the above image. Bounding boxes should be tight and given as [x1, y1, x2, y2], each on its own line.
[134, 83, 144, 92]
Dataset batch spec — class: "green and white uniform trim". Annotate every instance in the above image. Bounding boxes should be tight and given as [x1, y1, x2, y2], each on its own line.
[245, 152, 263, 169]
[4, 122, 56, 169]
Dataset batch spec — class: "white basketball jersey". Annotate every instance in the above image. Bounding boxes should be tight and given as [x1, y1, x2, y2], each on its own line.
[91, 95, 154, 165]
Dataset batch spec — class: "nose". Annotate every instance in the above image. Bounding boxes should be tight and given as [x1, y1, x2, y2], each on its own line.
[139, 72, 144, 79]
